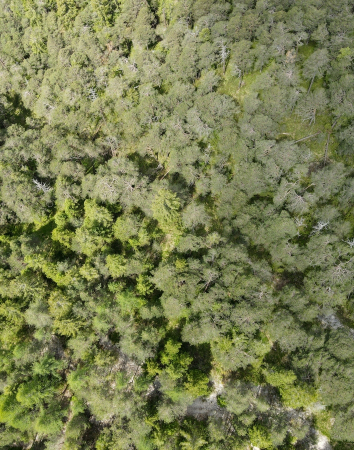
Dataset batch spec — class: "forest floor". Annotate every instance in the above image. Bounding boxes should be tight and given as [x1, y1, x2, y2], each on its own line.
[186, 375, 226, 419]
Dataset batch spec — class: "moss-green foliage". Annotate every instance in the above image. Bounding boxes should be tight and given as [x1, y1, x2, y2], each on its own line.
[56, 0, 80, 29]
[0, 0, 353, 448]
[151, 189, 182, 234]
[91, 0, 120, 27]
[264, 369, 318, 409]
[249, 424, 273, 449]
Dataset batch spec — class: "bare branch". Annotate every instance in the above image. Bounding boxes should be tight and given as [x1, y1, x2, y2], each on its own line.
[33, 179, 52, 193]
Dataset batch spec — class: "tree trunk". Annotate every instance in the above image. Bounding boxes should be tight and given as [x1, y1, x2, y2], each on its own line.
[307, 75, 315, 94]
[294, 131, 320, 143]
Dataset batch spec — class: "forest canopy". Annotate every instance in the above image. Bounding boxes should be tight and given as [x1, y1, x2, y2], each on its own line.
[0, 0, 354, 449]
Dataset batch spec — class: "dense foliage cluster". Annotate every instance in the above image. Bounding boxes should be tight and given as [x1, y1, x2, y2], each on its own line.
[0, 0, 354, 448]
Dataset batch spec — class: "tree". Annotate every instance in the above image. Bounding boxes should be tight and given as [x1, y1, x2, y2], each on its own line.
[248, 424, 273, 449]
[296, 88, 328, 125]
[90, 0, 120, 27]
[182, 201, 210, 230]
[219, 41, 230, 75]
[132, 6, 156, 48]
[151, 189, 183, 235]
[302, 49, 329, 93]
[264, 369, 317, 409]
[180, 431, 207, 450]
[211, 333, 270, 371]
[56, 0, 79, 29]
[184, 370, 210, 398]
[229, 40, 254, 84]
